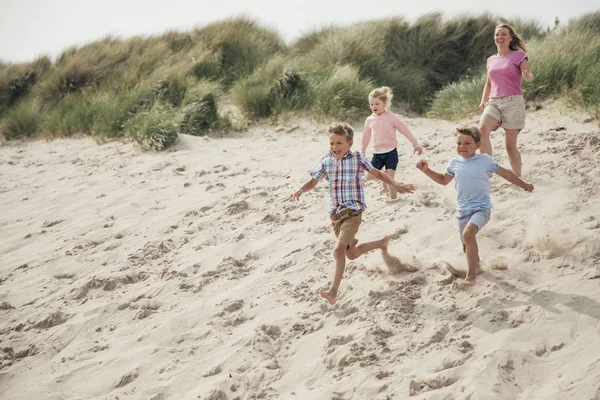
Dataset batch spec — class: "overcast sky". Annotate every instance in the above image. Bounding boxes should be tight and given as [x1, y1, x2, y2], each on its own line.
[1, 0, 598, 63]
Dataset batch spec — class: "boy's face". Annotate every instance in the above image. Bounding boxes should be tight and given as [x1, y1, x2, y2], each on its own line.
[455, 133, 480, 158]
[329, 133, 352, 159]
[369, 97, 386, 115]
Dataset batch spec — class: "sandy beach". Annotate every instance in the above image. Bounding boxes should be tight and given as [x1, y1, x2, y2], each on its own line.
[1, 101, 599, 400]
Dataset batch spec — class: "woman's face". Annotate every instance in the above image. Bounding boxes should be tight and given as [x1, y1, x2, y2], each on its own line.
[494, 27, 512, 48]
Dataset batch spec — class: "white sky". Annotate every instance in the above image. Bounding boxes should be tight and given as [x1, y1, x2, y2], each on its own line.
[1, 0, 598, 63]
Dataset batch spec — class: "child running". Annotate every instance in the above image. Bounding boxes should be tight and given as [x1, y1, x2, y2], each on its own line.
[361, 86, 423, 202]
[416, 126, 534, 286]
[288, 122, 416, 304]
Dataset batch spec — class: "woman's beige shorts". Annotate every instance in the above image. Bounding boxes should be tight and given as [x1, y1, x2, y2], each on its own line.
[482, 95, 525, 130]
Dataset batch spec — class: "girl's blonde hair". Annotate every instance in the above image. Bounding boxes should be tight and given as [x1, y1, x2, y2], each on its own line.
[369, 86, 393, 111]
[454, 126, 481, 143]
[496, 24, 527, 52]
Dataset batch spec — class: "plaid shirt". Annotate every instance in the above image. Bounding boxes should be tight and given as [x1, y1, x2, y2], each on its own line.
[309, 151, 374, 214]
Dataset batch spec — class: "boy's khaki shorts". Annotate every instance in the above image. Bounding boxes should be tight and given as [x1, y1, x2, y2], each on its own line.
[482, 95, 525, 130]
[330, 209, 362, 247]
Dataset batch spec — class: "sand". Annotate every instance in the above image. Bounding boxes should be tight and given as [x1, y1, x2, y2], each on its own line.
[1, 100, 599, 399]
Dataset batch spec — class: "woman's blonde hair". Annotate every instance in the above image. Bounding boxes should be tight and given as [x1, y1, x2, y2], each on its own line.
[496, 24, 527, 52]
[369, 86, 393, 111]
[454, 126, 481, 143]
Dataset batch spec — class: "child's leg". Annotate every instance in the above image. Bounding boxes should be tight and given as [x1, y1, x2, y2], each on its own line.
[320, 240, 348, 304]
[461, 223, 479, 286]
[346, 235, 389, 260]
[385, 169, 397, 199]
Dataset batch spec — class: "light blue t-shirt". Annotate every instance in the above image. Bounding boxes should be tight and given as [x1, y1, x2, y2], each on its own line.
[446, 154, 499, 212]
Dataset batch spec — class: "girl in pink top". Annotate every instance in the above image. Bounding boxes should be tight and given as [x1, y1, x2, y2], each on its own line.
[361, 87, 423, 202]
[479, 24, 534, 177]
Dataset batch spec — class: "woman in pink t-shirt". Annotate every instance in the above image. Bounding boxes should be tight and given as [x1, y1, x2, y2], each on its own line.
[361, 86, 423, 202]
[479, 24, 534, 177]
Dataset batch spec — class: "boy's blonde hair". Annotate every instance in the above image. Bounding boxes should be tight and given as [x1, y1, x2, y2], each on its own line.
[328, 122, 354, 141]
[496, 23, 527, 52]
[454, 126, 481, 143]
[369, 86, 393, 110]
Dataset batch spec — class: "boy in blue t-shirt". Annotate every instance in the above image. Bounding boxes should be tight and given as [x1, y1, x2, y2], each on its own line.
[416, 126, 534, 286]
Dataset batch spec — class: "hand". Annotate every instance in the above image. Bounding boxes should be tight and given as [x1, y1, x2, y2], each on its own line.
[479, 101, 487, 110]
[394, 182, 415, 194]
[522, 69, 534, 82]
[523, 183, 534, 192]
[413, 146, 423, 155]
[416, 159, 428, 171]
[287, 188, 303, 201]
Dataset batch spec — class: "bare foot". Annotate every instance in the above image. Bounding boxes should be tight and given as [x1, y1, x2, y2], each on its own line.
[319, 289, 336, 305]
[385, 197, 401, 204]
[381, 235, 390, 254]
[442, 261, 482, 278]
[460, 276, 476, 287]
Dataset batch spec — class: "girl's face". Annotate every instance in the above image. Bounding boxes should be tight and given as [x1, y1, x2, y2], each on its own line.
[369, 97, 386, 115]
[455, 134, 480, 158]
[494, 27, 512, 49]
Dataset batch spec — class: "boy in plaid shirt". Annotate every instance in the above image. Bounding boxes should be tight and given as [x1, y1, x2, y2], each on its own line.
[288, 122, 415, 304]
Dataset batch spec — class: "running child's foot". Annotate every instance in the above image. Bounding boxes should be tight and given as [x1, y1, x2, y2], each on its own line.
[319, 289, 337, 305]
[381, 235, 390, 254]
[385, 197, 401, 203]
[460, 276, 476, 287]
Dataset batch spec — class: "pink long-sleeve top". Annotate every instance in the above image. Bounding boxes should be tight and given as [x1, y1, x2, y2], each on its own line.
[361, 111, 419, 154]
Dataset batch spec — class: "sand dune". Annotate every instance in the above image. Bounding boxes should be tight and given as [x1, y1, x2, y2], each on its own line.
[1, 100, 599, 399]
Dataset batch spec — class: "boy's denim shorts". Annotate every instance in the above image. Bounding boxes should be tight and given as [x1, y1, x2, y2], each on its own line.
[457, 208, 491, 244]
[370, 148, 398, 171]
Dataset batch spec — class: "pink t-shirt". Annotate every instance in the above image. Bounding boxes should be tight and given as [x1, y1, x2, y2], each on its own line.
[361, 111, 419, 154]
[487, 50, 528, 98]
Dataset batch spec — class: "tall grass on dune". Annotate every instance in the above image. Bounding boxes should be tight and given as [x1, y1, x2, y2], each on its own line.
[528, 12, 600, 117]
[195, 17, 285, 86]
[0, 100, 41, 139]
[179, 79, 224, 135]
[312, 65, 372, 121]
[428, 74, 487, 120]
[123, 103, 179, 151]
[0, 56, 51, 116]
[1, 11, 598, 147]
[232, 56, 313, 119]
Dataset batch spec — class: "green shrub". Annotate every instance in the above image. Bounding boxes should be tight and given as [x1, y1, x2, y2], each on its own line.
[0, 56, 51, 115]
[428, 74, 487, 120]
[179, 94, 219, 136]
[0, 100, 41, 139]
[232, 57, 312, 118]
[196, 17, 285, 85]
[148, 75, 187, 107]
[313, 65, 372, 120]
[191, 56, 222, 81]
[124, 104, 178, 150]
[42, 93, 101, 136]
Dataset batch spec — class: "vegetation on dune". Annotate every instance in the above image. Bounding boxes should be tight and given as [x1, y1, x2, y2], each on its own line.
[1, 12, 598, 149]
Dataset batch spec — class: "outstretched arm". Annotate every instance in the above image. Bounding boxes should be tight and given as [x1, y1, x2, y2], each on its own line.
[367, 168, 415, 194]
[479, 75, 491, 109]
[288, 178, 319, 201]
[416, 159, 454, 185]
[495, 167, 534, 191]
